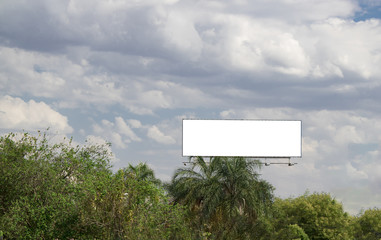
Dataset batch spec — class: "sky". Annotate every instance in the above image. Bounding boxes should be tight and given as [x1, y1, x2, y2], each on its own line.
[1, 0, 381, 214]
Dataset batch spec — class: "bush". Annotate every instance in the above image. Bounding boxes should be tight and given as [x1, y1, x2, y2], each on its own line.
[0, 132, 193, 239]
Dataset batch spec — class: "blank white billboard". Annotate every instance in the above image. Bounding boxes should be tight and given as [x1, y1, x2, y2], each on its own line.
[183, 120, 302, 157]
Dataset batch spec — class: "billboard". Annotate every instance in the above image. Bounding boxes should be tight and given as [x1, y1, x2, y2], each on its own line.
[183, 120, 302, 157]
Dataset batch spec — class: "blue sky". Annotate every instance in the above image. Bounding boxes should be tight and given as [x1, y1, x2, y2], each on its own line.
[1, 0, 381, 214]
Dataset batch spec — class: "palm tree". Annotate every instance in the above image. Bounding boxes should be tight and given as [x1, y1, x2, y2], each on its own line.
[124, 163, 161, 186]
[168, 156, 274, 239]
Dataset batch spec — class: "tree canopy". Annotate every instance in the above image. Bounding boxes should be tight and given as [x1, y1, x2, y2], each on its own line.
[1, 131, 380, 239]
[270, 192, 354, 240]
[0, 132, 193, 239]
[352, 208, 381, 240]
[167, 156, 274, 239]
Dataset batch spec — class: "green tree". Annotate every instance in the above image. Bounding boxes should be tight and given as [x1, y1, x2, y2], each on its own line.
[168, 156, 274, 239]
[121, 170, 193, 239]
[0, 132, 193, 239]
[124, 162, 162, 186]
[272, 192, 354, 240]
[352, 208, 381, 240]
[78, 167, 193, 239]
[0, 132, 113, 239]
[275, 224, 310, 240]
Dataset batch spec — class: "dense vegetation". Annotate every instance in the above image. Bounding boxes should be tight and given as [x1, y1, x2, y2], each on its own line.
[0, 132, 380, 239]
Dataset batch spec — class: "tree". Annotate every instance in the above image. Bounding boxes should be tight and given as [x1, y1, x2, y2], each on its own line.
[352, 208, 381, 240]
[272, 192, 354, 240]
[274, 224, 310, 240]
[167, 156, 274, 239]
[0, 132, 113, 239]
[79, 167, 194, 239]
[124, 162, 162, 186]
[0, 132, 194, 239]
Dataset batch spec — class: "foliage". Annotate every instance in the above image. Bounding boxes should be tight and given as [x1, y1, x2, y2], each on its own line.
[167, 156, 274, 239]
[274, 224, 310, 240]
[2, 131, 380, 239]
[352, 208, 381, 240]
[0, 132, 193, 239]
[0, 132, 99, 239]
[271, 192, 354, 240]
[79, 168, 193, 239]
[124, 162, 162, 186]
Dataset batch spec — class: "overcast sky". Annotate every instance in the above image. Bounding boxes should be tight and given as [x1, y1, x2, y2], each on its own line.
[1, 0, 381, 214]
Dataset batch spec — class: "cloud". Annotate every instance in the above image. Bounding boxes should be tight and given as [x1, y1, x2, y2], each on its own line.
[92, 117, 141, 148]
[0, 45, 220, 115]
[0, 47, 68, 98]
[207, 0, 359, 22]
[1, 1, 381, 117]
[307, 18, 381, 79]
[127, 119, 143, 128]
[0, 95, 73, 133]
[346, 162, 368, 179]
[220, 107, 381, 160]
[1, 0, 381, 214]
[115, 117, 141, 141]
[219, 107, 381, 213]
[0, 1, 373, 82]
[147, 125, 176, 144]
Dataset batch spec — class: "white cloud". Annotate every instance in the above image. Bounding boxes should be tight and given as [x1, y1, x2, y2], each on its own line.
[115, 117, 141, 141]
[346, 162, 368, 180]
[220, 107, 381, 212]
[138, 90, 172, 109]
[306, 18, 381, 79]
[334, 186, 381, 215]
[1, 0, 381, 214]
[209, 0, 359, 22]
[127, 119, 142, 128]
[0, 47, 68, 98]
[213, 15, 311, 76]
[0, 1, 370, 82]
[147, 125, 176, 145]
[1, 1, 381, 117]
[92, 117, 141, 148]
[220, 108, 381, 158]
[161, 8, 203, 61]
[0, 95, 73, 133]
